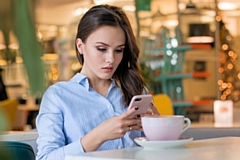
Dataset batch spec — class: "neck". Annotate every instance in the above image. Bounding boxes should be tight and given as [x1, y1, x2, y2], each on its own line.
[90, 79, 112, 97]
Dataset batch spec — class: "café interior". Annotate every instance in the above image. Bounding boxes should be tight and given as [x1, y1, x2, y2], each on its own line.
[0, 0, 240, 159]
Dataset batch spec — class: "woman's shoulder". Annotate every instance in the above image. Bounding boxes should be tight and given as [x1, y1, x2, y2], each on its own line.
[47, 81, 70, 89]
[42, 81, 73, 97]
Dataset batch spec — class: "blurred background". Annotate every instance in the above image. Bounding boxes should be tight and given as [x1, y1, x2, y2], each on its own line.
[1, 0, 240, 130]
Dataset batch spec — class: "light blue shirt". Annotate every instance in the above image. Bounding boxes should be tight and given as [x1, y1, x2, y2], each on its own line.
[36, 73, 142, 160]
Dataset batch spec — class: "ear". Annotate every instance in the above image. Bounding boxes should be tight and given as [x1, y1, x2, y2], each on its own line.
[76, 38, 84, 53]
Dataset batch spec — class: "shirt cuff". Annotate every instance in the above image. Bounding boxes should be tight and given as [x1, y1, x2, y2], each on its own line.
[64, 139, 85, 156]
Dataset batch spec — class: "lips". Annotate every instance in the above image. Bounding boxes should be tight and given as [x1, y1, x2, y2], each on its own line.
[102, 66, 113, 72]
[102, 65, 113, 69]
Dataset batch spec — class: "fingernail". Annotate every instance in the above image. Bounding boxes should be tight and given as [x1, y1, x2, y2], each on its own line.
[137, 114, 140, 118]
[135, 106, 138, 110]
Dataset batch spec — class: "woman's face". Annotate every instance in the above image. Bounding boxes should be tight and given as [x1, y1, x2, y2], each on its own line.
[76, 25, 125, 80]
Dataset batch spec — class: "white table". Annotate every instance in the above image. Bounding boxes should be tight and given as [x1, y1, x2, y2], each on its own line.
[0, 131, 38, 141]
[65, 137, 240, 160]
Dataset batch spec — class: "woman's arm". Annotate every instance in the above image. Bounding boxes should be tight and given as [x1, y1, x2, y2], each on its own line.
[37, 86, 142, 158]
[81, 106, 141, 152]
[36, 87, 85, 160]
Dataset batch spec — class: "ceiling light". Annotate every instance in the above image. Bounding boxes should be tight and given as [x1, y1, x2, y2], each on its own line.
[42, 54, 58, 61]
[16, 56, 23, 63]
[164, 20, 179, 27]
[0, 43, 19, 50]
[73, 7, 89, 16]
[0, 59, 7, 66]
[8, 43, 19, 50]
[187, 36, 214, 43]
[74, 7, 83, 16]
[218, 2, 238, 10]
[185, 0, 196, 9]
[178, 3, 186, 11]
[122, 5, 135, 12]
[94, 0, 105, 5]
[187, 23, 214, 43]
[0, 44, 6, 50]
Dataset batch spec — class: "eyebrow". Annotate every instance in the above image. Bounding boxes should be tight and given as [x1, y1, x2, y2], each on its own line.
[96, 42, 125, 47]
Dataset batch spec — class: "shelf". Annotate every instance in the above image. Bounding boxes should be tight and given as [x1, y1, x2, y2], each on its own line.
[153, 71, 211, 81]
[172, 100, 193, 115]
[173, 99, 213, 107]
[139, 24, 216, 116]
[188, 43, 213, 50]
[185, 56, 217, 61]
[172, 101, 193, 107]
[148, 43, 212, 56]
[154, 73, 192, 81]
[192, 72, 211, 78]
[148, 45, 192, 55]
[192, 99, 213, 106]
[172, 99, 213, 115]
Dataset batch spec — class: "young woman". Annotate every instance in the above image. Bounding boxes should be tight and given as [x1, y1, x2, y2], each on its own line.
[36, 4, 158, 160]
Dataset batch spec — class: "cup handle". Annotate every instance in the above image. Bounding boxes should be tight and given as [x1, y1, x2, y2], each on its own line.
[181, 118, 191, 133]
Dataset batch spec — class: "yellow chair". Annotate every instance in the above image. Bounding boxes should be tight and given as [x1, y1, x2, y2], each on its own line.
[152, 94, 174, 115]
[0, 99, 18, 131]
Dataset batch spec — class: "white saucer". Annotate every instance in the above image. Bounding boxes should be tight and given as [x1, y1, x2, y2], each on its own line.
[134, 136, 193, 149]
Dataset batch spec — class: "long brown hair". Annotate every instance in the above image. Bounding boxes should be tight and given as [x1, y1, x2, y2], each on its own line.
[75, 4, 145, 106]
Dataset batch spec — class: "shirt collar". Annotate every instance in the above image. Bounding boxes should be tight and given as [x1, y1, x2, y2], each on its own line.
[70, 73, 118, 91]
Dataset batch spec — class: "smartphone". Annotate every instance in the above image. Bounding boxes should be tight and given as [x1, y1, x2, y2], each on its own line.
[127, 94, 153, 119]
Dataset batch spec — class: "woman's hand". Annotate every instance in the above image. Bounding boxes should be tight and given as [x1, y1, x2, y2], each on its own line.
[98, 106, 142, 141]
[144, 102, 160, 116]
[81, 106, 142, 152]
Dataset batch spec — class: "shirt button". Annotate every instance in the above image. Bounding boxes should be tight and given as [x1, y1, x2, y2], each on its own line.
[118, 146, 122, 149]
[107, 105, 111, 108]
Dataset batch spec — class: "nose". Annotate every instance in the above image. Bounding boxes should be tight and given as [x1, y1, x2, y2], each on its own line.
[106, 51, 114, 63]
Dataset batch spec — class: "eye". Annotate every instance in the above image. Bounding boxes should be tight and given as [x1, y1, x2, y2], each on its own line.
[97, 47, 107, 52]
[115, 49, 124, 53]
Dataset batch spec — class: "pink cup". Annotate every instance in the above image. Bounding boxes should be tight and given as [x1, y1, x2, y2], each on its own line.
[141, 115, 191, 141]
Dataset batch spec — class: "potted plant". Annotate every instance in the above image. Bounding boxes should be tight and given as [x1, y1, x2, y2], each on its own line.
[0, 0, 45, 97]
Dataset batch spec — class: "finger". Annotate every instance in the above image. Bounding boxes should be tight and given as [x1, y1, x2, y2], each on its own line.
[135, 121, 142, 127]
[128, 124, 143, 132]
[149, 102, 160, 115]
[125, 118, 142, 128]
[120, 106, 138, 119]
[145, 110, 153, 115]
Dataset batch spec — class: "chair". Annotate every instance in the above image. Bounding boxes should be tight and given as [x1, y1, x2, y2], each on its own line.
[0, 99, 18, 130]
[152, 94, 174, 115]
[143, 26, 193, 115]
[0, 130, 39, 156]
[0, 141, 35, 160]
